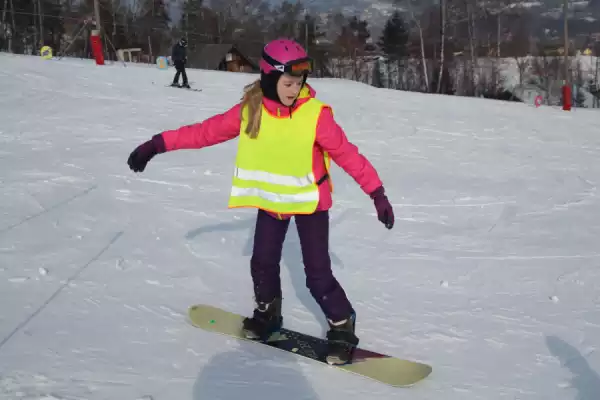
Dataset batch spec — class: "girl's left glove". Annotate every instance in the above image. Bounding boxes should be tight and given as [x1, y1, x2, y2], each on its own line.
[127, 135, 166, 172]
[370, 186, 394, 229]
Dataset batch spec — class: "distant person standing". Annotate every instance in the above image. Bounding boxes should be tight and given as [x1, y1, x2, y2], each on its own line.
[171, 38, 190, 88]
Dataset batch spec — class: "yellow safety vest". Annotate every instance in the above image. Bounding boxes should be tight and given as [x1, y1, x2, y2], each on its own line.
[228, 96, 331, 214]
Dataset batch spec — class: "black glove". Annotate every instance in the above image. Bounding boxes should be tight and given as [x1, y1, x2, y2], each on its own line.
[370, 186, 394, 229]
[127, 135, 166, 172]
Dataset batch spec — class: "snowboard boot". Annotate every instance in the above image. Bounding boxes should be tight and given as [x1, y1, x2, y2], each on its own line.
[181, 83, 191, 89]
[242, 297, 283, 341]
[325, 312, 359, 365]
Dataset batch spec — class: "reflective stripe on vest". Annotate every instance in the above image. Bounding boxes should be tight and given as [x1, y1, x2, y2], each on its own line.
[228, 95, 329, 214]
[234, 166, 315, 187]
[230, 186, 319, 204]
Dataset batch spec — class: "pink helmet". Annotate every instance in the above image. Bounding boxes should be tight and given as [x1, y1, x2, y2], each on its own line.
[260, 38, 313, 76]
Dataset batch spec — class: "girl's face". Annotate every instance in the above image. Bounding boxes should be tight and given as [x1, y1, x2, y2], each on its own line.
[277, 74, 304, 106]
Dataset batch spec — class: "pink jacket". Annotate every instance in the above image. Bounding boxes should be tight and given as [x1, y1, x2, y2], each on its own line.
[159, 83, 383, 219]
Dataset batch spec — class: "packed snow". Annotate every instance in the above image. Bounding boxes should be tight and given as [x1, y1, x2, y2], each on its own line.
[1, 52, 600, 400]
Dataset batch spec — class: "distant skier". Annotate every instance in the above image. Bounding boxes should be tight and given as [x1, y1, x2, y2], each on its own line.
[171, 37, 189, 88]
[127, 38, 394, 365]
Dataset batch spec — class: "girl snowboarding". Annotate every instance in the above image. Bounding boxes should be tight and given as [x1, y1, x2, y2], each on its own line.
[127, 39, 394, 365]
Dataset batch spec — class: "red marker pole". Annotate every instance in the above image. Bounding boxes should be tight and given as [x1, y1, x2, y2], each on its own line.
[90, 29, 104, 66]
[562, 84, 571, 111]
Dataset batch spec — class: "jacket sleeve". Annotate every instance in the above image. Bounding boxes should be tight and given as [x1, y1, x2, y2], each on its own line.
[159, 103, 241, 151]
[315, 106, 383, 196]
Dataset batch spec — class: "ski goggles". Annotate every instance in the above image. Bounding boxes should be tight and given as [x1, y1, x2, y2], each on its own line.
[262, 51, 313, 76]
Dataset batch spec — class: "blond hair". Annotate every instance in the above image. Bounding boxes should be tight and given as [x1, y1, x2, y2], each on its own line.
[240, 79, 263, 139]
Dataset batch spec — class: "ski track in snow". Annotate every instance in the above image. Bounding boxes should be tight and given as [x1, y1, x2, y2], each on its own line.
[1, 53, 600, 399]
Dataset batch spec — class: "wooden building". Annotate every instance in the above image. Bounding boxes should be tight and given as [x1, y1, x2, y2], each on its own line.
[189, 44, 259, 73]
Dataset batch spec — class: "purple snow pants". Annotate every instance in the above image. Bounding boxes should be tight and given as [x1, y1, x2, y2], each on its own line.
[250, 209, 354, 322]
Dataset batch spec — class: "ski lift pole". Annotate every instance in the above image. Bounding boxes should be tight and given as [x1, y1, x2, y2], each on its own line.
[562, 0, 571, 111]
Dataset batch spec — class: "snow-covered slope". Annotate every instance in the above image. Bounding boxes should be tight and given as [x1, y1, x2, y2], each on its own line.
[1, 53, 600, 400]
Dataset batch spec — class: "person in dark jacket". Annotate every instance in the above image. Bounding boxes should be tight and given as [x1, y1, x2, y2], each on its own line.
[171, 38, 189, 88]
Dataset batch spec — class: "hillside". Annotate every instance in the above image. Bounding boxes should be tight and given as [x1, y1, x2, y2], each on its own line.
[1, 53, 600, 399]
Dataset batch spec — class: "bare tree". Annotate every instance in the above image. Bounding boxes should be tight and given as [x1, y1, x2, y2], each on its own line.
[206, 0, 263, 44]
[466, 0, 476, 95]
[437, 0, 446, 93]
[267, 1, 304, 39]
[515, 56, 529, 85]
[398, 0, 429, 91]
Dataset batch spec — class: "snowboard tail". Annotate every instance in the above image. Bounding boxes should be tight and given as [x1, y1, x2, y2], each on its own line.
[188, 304, 432, 387]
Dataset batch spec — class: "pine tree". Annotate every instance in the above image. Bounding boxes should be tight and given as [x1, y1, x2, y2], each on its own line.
[179, 0, 205, 47]
[335, 15, 370, 56]
[378, 10, 409, 61]
[269, 1, 303, 39]
[298, 12, 330, 77]
[347, 16, 370, 48]
[40, 0, 63, 50]
[137, 0, 170, 58]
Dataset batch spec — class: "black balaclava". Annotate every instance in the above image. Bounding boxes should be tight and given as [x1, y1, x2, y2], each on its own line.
[260, 70, 283, 104]
[260, 70, 309, 107]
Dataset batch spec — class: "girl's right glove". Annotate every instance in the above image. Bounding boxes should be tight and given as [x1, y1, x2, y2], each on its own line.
[370, 186, 394, 229]
[127, 135, 166, 173]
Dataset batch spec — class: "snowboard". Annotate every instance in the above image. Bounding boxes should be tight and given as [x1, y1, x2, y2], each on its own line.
[188, 304, 432, 387]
